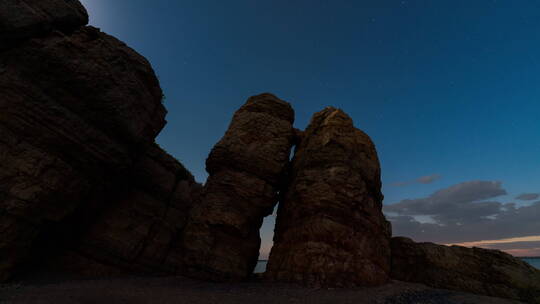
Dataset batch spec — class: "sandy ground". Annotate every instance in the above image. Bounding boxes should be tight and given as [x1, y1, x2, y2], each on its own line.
[0, 275, 522, 304]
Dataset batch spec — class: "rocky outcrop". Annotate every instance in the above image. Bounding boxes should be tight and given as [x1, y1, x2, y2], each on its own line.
[0, 0, 181, 282]
[182, 93, 296, 281]
[2, 2, 538, 300]
[265, 107, 392, 287]
[1, 26, 166, 146]
[391, 237, 540, 303]
[57, 144, 202, 277]
[0, 0, 88, 48]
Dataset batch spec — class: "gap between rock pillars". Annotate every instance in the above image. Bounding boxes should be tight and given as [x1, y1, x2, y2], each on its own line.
[255, 203, 279, 274]
[255, 128, 300, 274]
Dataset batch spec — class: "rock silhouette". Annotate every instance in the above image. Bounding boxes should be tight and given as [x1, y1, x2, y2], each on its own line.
[0, 1, 538, 302]
[0, 0, 88, 48]
[391, 237, 540, 303]
[182, 93, 296, 281]
[0, 0, 191, 281]
[56, 144, 202, 277]
[265, 107, 392, 287]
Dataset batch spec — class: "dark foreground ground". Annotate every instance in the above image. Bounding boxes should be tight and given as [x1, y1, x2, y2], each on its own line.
[0, 275, 522, 304]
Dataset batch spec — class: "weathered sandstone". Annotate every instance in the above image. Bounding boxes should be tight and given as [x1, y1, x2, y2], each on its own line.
[0, 0, 88, 48]
[391, 237, 540, 303]
[182, 93, 295, 281]
[54, 144, 202, 277]
[266, 107, 392, 287]
[0, 0, 169, 281]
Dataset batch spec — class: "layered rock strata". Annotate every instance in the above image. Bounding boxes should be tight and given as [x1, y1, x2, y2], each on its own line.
[58, 144, 202, 277]
[0, 0, 177, 281]
[182, 93, 296, 281]
[265, 107, 392, 287]
[391, 237, 540, 303]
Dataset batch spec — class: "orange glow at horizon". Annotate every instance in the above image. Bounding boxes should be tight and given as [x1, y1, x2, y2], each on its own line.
[504, 248, 540, 257]
[446, 235, 540, 257]
[447, 235, 540, 247]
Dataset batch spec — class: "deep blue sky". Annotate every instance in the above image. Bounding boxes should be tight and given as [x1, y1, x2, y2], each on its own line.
[81, 0, 540, 256]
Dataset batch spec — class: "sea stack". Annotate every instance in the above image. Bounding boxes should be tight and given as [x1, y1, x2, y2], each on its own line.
[182, 93, 296, 281]
[266, 107, 392, 287]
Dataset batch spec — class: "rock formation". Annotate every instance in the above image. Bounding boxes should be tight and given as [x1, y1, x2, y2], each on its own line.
[0, 0, 199, 282]
[1, 2, 538, 302]
[265, 107, 392, 287]
[52, 144, 202, 277]
[0, 0, 88, 48]
[391, 237, 540, 303]
[182, 93, 296, 281]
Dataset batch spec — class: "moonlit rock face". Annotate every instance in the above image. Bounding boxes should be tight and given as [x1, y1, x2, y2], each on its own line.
[182, 93, 295, 281]
[266, 107, 392, 287]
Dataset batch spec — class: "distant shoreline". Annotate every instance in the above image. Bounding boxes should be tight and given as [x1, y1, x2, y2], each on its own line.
[257, 257, 540, 262]
[259, 258, 540, 261]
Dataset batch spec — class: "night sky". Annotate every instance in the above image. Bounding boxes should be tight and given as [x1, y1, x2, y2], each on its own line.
[81, 0, 540, 257]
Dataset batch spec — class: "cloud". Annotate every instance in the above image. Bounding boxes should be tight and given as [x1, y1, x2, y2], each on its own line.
[504, 248, 540, 257]
[448, 237, 540, 257]
[417, 174, 442, 184]
[391, 174, 441, 187]
[384, 181, 540, 247]
[448, 236, 540, 248]
[480, 241, 540, 251]
[391, 181, 411, 187]
[385, 181, 506, 219]
[516, 193, 539, 201]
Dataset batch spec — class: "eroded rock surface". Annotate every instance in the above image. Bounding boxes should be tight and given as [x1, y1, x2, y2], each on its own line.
[54, 144, 203, 277]
[0, 0, 173, 282]
[0, 0, 88, 48]
[265, 107, 392, 287]
[391, 237, 540, 303]
[182, 93, 296, 281]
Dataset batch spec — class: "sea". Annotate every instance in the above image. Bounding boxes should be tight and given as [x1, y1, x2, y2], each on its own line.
[254, 260, 268, 273]
[255, 259, 539, 274]
[523, 258, 540, 269]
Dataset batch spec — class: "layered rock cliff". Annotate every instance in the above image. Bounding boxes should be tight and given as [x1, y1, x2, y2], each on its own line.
[57, 144, 202, 277]
[0, 0, 199, 281]
[265, 107, 392, 287]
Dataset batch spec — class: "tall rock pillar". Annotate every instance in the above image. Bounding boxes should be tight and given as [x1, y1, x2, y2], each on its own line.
[182, 93, 295, 281]
[266, 107, 391, 287]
